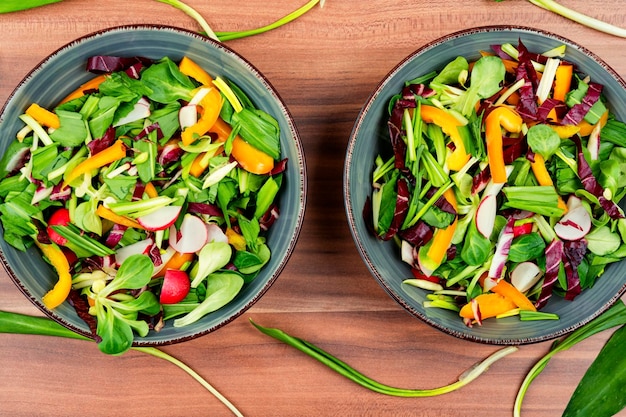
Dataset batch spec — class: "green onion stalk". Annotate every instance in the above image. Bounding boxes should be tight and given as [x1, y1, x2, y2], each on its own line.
[494, 0, 626, 38]
[1, 0, 327, 44]
[0, 310, 244, 417]
[250, 319, 517, 397]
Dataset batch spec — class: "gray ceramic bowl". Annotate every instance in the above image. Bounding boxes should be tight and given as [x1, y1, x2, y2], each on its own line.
[344, 26, 626, 344]
[0, 25, 307, 346]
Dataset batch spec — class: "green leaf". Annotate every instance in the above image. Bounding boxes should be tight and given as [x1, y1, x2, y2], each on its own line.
[50, 110, 88, 147]
[103, 254, 154, 296]
[431, 56, 469, 85]
[527, 124, 560, 158]
[140, 57, 195, 104]
[231, 108, 281, 160]
[96, 304, 134, 355]
[0, 0, 62, 13]
[174, 272, 244, 327]
[563, 324, 626, 417]
[508, 233, 546, 263]
[189, 241, 232, 288]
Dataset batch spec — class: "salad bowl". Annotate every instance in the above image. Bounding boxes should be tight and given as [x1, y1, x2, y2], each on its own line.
[0, 25, 307, 347]
[344, 25, 626, 344]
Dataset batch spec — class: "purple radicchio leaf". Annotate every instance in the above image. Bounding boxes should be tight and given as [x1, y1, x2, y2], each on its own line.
[488, 217, 516, 280]
[562, 82, 603, 126]
[536, 98, 568, 122]
[571, 135, 623, 219]
[398, 220, 433, 246]
[86, 56, 152, 74]
[381, 177, 410, 241]
[535, 238, 564, 309]
[87, 126, 117, 155]
[269, 158, 288, 176]
[105, 223, 127, 248]
[388, 122, 407, 170]
[562, 239, 587, 301]
[187, 202, 222, 217]
[259, 203, 280, 232]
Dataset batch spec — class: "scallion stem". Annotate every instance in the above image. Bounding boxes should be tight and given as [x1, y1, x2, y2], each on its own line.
[0, 310, 244, 417]
[251, 319, 517, 397]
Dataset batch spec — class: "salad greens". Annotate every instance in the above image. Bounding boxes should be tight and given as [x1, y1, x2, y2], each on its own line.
[0, 310, 244, 417]
[0, 54, 287, 354]
[367, 39, 626, 326]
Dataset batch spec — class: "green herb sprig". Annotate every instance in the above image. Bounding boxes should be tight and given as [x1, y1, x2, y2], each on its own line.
[514, 301, 626, 417]
[250, 319, 518, 397]
[0, 310, 244, 417]
[494, 0, 626, 38]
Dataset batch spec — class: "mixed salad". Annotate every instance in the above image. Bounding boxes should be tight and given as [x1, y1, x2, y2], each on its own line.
[366, 40, 626, 326]
[0, 55, 287, 353]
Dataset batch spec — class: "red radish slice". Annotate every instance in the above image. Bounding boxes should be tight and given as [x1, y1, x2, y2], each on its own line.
[401, 240, 415, 267]
[136, 205, 182, 231]
[160, 269, 191, 304]
[115, 238, 153, 266]
[114, 97, 151, 126]
[206, 223, 228, 244]
[47, 208, 71, 245]
[152, 246, 176, 277]
[476, 194, 497, 239]
[168, 214, 208, 253]
[510, 261, 543, 293]
[554, 205, 592, 241]
[178, 104, 198, 130]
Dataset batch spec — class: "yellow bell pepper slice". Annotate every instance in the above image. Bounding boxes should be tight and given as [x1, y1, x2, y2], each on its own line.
[35, 240, 73, 310]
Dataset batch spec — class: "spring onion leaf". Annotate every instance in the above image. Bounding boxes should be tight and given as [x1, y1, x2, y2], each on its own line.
[0, 310, 244, 417]
[0, 0, 61, 13]
[250, 319, 517, 397]
[514, 301, 626, 417]
[494, 0, 626, 38]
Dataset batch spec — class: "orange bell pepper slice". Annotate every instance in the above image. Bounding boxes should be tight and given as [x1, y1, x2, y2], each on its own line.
[181, 87, 223, 145]
[459, 293, 517, 320]
[59, 74, 108, 104]
[231, 136, 275, 175]
[577, 110, 608, 137]
[491, 279, 537, 312]
[179, 56, 214, 86]
[154, 251, 195, 278]
[425, 189, 458, 267]
[553, 64, 573, 102]
[529, 153, 568, 212]
[96, 205, 145, 230]
[485, 106, 522, 184]
[420, 105, 470, 171]
[25, 103, 60, 129]
[64, 139, 127, 187]
[35, 240, 73, 310]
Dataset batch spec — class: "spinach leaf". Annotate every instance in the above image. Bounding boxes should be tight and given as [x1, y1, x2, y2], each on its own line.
[508, 233, 546, 263]
[455, 56, 505, 116]
[140, 57, 195, 104]
[50, 110, 88, 147]
[461, 218, 492, 266]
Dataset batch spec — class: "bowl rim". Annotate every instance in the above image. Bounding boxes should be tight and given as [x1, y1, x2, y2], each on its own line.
[0, 24, 308, 346]
[344, 24, 626, 345]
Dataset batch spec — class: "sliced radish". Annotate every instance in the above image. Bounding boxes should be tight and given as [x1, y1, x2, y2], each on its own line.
[566, 195, 583, 211]
[206, 223, 228, 244]
[136, 205, 182, 231]
[510, 261, 543, 293]
[554, 205, 592, 241]
[401, 240, 415, 267]
[476, 194, 497, 239]
[168, 214, 208, 254]
[115, 238, 153, 266]
[160, 269, 191, 304]
[114, 97, 151, 126]
[152, 246, 176, 277]
[189, 87, 212, 106]
[47, 207, 71, 246]
[178, 104, 198, 130]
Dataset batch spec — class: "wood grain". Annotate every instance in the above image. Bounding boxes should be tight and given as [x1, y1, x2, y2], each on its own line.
[0, 1, 625, 416]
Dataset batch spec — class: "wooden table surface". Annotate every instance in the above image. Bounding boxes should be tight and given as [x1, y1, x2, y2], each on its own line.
[0, 1, 625, 416]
